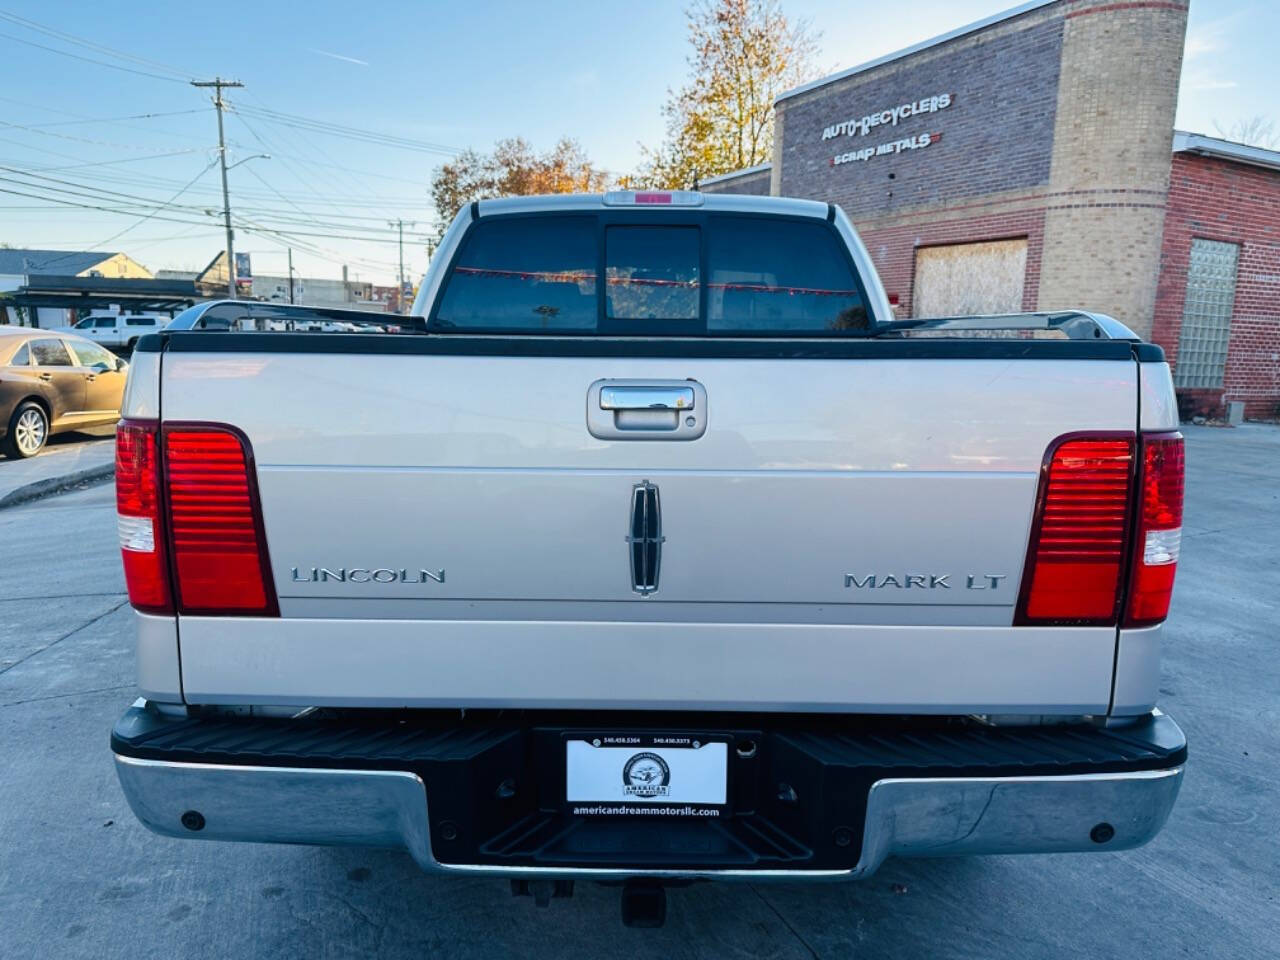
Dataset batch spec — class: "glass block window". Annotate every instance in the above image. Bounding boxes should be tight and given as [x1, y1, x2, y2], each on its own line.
[1173, 239, 1240, 388]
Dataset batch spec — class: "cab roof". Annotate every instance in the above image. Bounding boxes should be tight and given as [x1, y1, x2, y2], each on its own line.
[474, 192, 830, 220]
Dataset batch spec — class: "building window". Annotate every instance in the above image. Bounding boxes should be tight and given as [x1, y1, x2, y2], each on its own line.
[911, 238, 1028, 318]
[1173, 238, 1240, 389]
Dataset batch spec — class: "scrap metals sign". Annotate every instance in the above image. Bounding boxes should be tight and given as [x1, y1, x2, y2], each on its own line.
[822, 92, 953, 165]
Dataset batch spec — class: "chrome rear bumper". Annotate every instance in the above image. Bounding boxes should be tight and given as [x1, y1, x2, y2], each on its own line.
[113, 754, 1184, 880]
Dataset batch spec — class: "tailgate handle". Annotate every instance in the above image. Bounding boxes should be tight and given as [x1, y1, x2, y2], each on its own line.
[599, 385, 694, 411]
[587, 379, 707, 441]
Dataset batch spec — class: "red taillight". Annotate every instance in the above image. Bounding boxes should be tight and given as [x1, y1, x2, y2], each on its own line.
[116, 420, 172, 614]
[164, 426, 277, 616]
[115, 421, 276, 617]
[1124, 433, 1184, 627]
[1015, 435, 1135, 625]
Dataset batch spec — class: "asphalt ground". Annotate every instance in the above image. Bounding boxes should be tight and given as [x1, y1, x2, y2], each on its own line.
[0, 425, 1276, 959]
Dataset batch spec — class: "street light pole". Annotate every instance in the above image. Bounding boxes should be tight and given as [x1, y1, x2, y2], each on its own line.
[287, 247, 295, 304]
[192, 77, 244, 299]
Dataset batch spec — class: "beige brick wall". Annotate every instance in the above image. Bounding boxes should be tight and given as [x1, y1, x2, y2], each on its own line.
[1036, 1, 1189, 337]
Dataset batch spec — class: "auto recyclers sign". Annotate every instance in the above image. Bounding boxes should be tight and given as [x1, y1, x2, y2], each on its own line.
[822, 92, 953, 166]
[821, 93, 953, 140]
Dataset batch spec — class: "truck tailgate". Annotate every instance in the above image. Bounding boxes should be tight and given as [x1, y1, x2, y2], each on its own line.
[158, 341, 1138, 713]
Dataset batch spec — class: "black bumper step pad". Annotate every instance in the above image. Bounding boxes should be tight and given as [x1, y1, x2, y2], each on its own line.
[113, 707, 1185, 872]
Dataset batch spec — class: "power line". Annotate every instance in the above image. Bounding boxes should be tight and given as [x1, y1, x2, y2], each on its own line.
[23, 109, 206, 128]
[235, 223, 432, 244]
[0, 11, 194, 78]
[231, 105, 370, 227]
[0, 14, 431, 281]
[0, 94, 435, 189]
[0, 134, 130, 167]
[236, 219, 403, 272]
[2, 183, 410, 277]
[226, 104, 435, 188]
[0, 226, 219, 247]
[0, 117, 203, 151]
[0, 29, 190, 83]
[242, 90, 381, 206]
[0, 148, 208, 172]
[237, 208, 435, 230]
[230, 102, 462, 156]
[0, 166, 219, 212]
[0, 185, 215, 227]
[1, 167, 438, 233]
[26, 159, 219, 269]
[0, 184, 427, 250]
[225, 102, 438, 288]
[0, 156, 434, 206]
[0, 95, 223, 146]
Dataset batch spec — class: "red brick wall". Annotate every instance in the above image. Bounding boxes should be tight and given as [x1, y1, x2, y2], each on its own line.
[1153, 153, 1280, 419]
[858, 209, 1047, 317]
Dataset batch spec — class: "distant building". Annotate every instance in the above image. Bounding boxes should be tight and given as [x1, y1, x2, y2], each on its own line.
[252, 272, 401, 313]
[0, 248, 152, 326]
[702, 0, 1280, 420]
[1153, 134, 1280, 419]
[697, 163, 771, 197]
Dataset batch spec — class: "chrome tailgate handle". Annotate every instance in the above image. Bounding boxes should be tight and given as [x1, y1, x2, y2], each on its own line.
[599, 385, 694, 411]
[587, 379, 707, 441]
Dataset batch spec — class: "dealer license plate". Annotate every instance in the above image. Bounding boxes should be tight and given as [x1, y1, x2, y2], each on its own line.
[565, 734, 728, 811]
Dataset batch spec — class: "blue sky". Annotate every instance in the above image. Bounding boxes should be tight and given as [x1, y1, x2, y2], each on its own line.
[0, 0, 1272, 285]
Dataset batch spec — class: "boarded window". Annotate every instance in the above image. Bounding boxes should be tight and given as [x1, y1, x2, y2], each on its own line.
[1173, 238, 1240, 389]
[912, 239, 1028, 318]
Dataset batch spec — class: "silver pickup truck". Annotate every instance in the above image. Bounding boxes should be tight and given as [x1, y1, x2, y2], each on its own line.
[110, 192, 1186, 925]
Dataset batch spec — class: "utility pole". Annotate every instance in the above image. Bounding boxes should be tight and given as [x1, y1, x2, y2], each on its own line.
[388, 218, 416, 314]
[192, 77, 244, 299]
[287, 247, 295, 304]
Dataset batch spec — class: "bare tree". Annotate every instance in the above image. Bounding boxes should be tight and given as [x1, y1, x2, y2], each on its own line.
[1212, 115, 1280, 149]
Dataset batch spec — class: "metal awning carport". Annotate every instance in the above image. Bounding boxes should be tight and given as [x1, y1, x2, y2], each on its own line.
[6, 275, 203, 312]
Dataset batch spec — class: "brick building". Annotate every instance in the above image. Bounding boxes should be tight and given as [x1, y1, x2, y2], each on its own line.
[702, 0, 1280, 420]
[1154, 134, 1280, 419]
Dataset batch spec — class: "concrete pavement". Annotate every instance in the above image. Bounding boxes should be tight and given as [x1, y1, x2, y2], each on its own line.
[0, 425, 1276, 958]
[0, 430, 114, 508]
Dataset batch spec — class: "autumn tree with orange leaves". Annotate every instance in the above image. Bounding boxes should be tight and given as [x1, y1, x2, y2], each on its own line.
[633, 0, 820, 189]
[430, 137, 609, 239]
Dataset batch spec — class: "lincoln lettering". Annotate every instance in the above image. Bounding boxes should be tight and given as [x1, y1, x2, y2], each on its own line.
[292, 567, 446, 584]
[844, 574, 1006, 590]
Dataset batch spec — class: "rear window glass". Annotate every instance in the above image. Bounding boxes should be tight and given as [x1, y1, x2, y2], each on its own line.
[606, 226, 699, 324]
[434, 216, 596, 331]
[707, 217, 867, 333]
[430, 212, 868, 336]
[31, 339, 73, 366]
